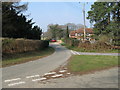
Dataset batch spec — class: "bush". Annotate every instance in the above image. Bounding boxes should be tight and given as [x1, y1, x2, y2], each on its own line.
[72, 39, 80, 47]
[2, 38, 49, 54]
[61, 38, 65, 42]
[78, 41, 112, 51]
[64, 38, 80, 47]
[63, 37, 119, 52]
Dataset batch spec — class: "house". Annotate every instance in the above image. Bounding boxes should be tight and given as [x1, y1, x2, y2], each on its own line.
[69, 28, 94, 41]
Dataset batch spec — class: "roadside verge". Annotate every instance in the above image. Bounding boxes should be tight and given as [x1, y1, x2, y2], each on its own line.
[2, 47, 55, 67]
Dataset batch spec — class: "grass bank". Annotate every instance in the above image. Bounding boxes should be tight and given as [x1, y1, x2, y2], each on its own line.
[67, 55, 118, 74]
[2, 47, 55, 67]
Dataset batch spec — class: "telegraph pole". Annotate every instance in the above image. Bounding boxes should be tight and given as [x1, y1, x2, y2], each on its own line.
[83, 2, 86, 41]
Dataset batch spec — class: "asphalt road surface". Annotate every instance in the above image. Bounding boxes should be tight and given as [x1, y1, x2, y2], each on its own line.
[2, 43, 71, 88]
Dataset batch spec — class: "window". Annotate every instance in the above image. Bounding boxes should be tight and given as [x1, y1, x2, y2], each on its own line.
[86, 33, 90, 36]
[78, 33, 83, 36]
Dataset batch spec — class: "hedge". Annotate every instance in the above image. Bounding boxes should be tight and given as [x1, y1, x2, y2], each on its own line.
[64, 38, 119, 51]
[2, 38, 49, 54]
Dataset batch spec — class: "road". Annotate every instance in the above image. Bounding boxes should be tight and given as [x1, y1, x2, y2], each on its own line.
[2, 43, 119, 88]
[2, 43, 71, 88]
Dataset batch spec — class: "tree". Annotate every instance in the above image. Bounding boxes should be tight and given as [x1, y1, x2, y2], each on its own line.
[87, 2, 120, 45]
[46, 23, 85, 40]
[87, 2, 110, 34]
[65, 26, 69, 39]
[2, 2, 42, 40]
[49, 24, 57, 39]
[30, 26, 42, 40]
[2, 2, 28, 38]
[48, 24, 64, 39]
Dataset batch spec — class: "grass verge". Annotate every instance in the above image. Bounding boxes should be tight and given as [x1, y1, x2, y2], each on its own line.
[67, 55, 119, 74]
[2, 47, 55, 67]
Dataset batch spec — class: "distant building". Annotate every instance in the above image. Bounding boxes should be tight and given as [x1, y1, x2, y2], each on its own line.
[69, 28, 94, 41]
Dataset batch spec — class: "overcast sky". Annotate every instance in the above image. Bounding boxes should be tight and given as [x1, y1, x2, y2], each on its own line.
[23, 2, 94, 32]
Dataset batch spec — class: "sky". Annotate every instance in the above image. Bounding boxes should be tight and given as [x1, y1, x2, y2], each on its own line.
[22, 2, 94, 32]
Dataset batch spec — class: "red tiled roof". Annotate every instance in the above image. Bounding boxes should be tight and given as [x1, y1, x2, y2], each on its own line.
[70, 31, 76, 36]
[76, 28, 93, 34]
[70, 28, 93, 36]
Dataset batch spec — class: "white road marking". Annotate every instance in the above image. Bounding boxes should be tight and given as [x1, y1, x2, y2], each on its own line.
[75, 52, 81, 55]
[51, 74, 63, 78]
[26, 75, 40, 78]
[71, 50, 81, 55]
[4, 78, 21, 83]
[59, 70, 66, 73]
[67, 73, 71, 75]
[32, 78, 47, 82]
[71, 50, 76, 55]
[8, 81, 25, 86]
[44, 72, 56, 75]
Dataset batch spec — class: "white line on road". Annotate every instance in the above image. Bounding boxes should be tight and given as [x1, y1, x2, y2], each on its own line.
[75, 52, 81, 55]
[44, 72, 56, 75]
[71, 50, 77, 55]
[8, 81, 25, 86]
[59, 70, 66, 73]
[4, 78, 21, 83]
[51, 74, 63, 78]
[32, 78, 47, 82]
[26, 75, 40, 78]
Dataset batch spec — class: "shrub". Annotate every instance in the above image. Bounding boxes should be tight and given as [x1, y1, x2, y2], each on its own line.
[72, 39, 80, 47]
[61, 38, 65, 42]
[64, 38, 80, 47]
[2, 38, 49, 54]
[63, 37, 119, 52]
[79, 41, 111, 50]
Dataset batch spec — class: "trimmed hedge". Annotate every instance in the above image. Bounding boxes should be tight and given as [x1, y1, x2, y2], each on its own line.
[78, 41, 112, 51]
[2, 38, 49, 54]
[64, 38, 119, 51]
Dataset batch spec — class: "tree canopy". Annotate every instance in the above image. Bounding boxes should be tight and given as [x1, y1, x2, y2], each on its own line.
[2, 2, 42, 40]
[87, 2, 120, 45]
[47, 24, 64, 39]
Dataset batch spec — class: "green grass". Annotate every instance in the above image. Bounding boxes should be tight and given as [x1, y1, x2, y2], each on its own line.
[61, 42, 66, 46]
[2, 47, 55, 67]
[68, 55, 118, 73]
